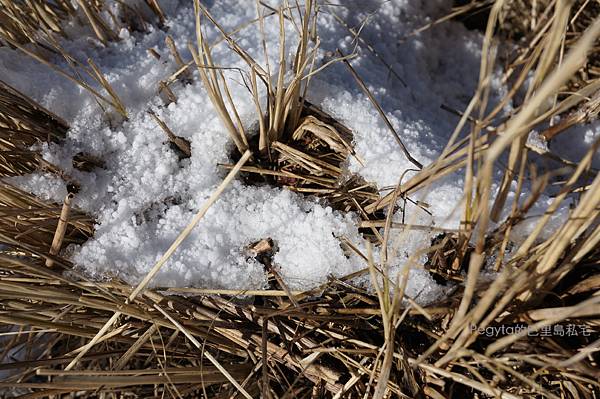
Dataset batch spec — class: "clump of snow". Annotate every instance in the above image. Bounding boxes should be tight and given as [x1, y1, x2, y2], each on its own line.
[526, 130, 549, 153]
[8, 172, 68, 203]
[73, 184, 365, 290]
[0, 0, 507, 304]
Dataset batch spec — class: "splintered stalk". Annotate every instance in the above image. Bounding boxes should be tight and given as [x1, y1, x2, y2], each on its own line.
[45, 193, 74, 268]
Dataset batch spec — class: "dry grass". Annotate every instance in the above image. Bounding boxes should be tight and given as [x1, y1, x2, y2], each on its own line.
[0, 0, 167, 120]
[0, 79, 70, 178]
[1, 0, 600, 398]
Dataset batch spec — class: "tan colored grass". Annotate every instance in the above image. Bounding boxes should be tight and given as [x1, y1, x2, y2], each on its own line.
[1, 0, 600, 398]
[0, 1, 165, 120]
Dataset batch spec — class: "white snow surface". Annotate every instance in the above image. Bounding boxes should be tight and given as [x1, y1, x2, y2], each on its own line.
[3, 0, 584, 303]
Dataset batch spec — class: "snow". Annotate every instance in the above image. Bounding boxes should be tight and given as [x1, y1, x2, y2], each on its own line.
[526, 130, 549, 153]
[550, 118, 600, 168]
[0, 0, 538, 304]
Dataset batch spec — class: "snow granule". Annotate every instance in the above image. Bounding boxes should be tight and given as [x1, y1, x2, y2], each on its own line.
[0, 0, 515, 304]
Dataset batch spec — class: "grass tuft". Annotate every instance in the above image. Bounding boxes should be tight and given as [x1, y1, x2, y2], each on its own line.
[0, 1, 599, 398]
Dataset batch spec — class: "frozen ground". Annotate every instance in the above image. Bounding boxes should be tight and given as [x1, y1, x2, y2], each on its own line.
[2, 1, 594, 303]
